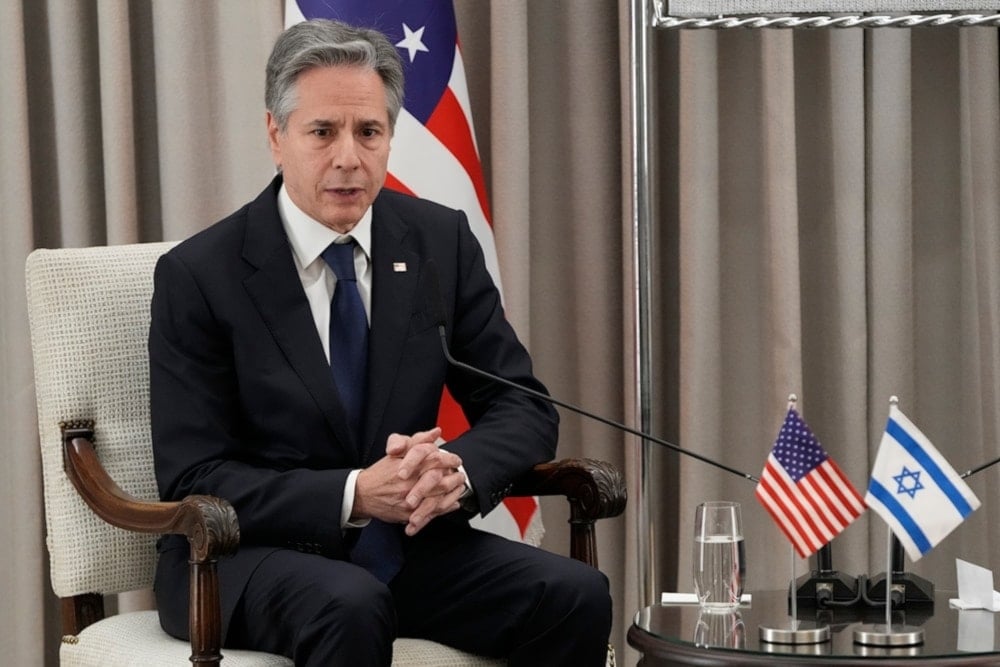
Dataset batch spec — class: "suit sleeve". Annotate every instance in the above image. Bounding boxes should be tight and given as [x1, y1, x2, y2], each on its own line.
[149, 251, 352, 558]
[438, 216, 560, 515]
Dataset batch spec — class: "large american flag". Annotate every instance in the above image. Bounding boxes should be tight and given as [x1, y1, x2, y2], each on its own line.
[755, 407, 865, 558]
[285, 0, 543, 544]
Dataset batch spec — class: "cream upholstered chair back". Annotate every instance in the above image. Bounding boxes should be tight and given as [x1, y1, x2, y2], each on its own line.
[28, 242, 177, 600]
[26, 242, 506, 666]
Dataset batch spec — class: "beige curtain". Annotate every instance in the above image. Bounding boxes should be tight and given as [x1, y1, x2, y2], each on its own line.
[4, 1, 998, 665]
[648, 22, 1000, 647]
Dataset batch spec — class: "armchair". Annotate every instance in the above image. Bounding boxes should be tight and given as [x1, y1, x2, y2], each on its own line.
[26, 242, 626, 666]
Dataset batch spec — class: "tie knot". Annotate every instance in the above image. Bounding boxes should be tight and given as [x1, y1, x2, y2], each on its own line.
[322, 240, 357, 281]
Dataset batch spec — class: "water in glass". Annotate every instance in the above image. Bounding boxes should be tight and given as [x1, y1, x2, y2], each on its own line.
[693, 501, 745, 610]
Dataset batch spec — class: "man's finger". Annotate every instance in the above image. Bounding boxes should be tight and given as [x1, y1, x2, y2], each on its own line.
[405, 484, 466, 536]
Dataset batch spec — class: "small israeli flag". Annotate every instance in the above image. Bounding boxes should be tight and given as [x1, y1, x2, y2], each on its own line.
[865, 402, 981, 562]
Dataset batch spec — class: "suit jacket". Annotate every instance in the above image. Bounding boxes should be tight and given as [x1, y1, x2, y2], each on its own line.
[149, 175, 558, 637]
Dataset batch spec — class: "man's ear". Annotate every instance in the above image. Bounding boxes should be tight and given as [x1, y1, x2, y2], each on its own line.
[265, 111, 282, 167]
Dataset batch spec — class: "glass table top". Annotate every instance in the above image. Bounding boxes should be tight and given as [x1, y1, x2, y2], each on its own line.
[632, 589, 1000, 660]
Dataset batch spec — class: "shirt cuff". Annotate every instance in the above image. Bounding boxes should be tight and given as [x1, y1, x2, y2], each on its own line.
[341, 469, 369, 529]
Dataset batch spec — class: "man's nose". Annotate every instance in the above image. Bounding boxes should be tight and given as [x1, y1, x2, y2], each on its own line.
[331, 137, 361, 169]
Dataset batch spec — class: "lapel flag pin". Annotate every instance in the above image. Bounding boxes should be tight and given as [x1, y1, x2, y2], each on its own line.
[393, 262, 407, 272]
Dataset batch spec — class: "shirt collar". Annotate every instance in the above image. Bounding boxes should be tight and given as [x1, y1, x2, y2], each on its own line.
[278, 183, 372, 268]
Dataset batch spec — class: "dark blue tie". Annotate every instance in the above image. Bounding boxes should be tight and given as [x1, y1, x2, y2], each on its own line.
[322, 240, 403, 583]
[322, 240, 368, 441]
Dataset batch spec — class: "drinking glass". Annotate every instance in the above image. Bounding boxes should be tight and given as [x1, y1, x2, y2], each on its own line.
[693, 501, 745, 610]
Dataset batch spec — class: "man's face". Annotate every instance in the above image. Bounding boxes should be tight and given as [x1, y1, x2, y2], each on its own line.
[267, 65, 391, 233]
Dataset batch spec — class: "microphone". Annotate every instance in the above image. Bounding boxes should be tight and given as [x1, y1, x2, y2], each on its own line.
[422, 260, 759, 484]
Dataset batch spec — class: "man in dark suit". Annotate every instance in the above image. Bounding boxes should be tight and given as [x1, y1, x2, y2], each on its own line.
[149, 18, 611, 667]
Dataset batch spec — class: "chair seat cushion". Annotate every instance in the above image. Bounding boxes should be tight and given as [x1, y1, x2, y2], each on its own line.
[60, 610, 503, 666]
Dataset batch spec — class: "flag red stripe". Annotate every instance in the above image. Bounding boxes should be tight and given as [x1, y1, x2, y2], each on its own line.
[765, 461, 828, 546]
[817, 459, 866, 514]
[804, 467, 852, 526]
[797, 475, 841, 535]
[757, 461, 822, 553]
[425, 86, 491, 224]
[756, 485, 811, 557]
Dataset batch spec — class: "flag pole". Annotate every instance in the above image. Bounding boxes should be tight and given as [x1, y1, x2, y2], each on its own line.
[785, 393, 798, 629]
[789, 543, 798, 629]
[884, 526, 892, 629]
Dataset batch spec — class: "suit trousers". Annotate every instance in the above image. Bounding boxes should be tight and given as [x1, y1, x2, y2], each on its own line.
[218, 522, 612, 667]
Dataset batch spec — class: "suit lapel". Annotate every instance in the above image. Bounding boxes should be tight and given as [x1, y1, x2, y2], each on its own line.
[240, 178, 360, 459]
[363, 195, 421, 461]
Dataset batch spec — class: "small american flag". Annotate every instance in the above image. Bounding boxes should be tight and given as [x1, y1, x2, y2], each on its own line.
[755, 407, 865, 558]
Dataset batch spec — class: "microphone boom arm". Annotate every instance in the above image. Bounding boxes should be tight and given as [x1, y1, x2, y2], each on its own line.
[436, 325, 759, 483]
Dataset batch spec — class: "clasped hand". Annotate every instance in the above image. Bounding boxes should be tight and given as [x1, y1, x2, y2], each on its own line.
[353, 427, 467, 536]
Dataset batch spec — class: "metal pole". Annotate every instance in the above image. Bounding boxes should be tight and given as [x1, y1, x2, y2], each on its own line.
[628, 0, 657, 608]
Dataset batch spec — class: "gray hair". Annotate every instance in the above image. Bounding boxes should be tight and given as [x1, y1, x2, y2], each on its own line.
[266, 19, 404, 132]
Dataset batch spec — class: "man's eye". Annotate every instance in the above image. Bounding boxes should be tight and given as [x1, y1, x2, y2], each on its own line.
[312, 128, 331, 137]
[361, 128, 379, 138]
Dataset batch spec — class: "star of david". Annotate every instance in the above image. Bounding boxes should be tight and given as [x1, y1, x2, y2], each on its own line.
[893, 466, 924, 499]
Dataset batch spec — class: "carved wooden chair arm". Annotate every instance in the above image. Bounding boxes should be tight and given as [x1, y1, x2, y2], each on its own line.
[510, 458, 627, 568]
[59, 420, 238, 666]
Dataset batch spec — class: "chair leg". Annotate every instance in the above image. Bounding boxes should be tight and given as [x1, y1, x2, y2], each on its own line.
[188, 560, 223, 666]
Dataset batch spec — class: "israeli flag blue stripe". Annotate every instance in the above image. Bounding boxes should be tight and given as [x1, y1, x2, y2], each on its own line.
[886, 418, 975, 518]
[867, 477, 932, 555]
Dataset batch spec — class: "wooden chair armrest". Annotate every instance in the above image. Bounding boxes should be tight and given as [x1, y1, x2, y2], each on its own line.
[510, 458, 626, 568]
[59, 420, 237, 666]
[60, 420, 239, 560]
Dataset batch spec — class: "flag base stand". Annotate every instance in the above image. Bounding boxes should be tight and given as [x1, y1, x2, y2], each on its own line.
[759, 621, 830, 644]
[853, 623, 924, 646]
